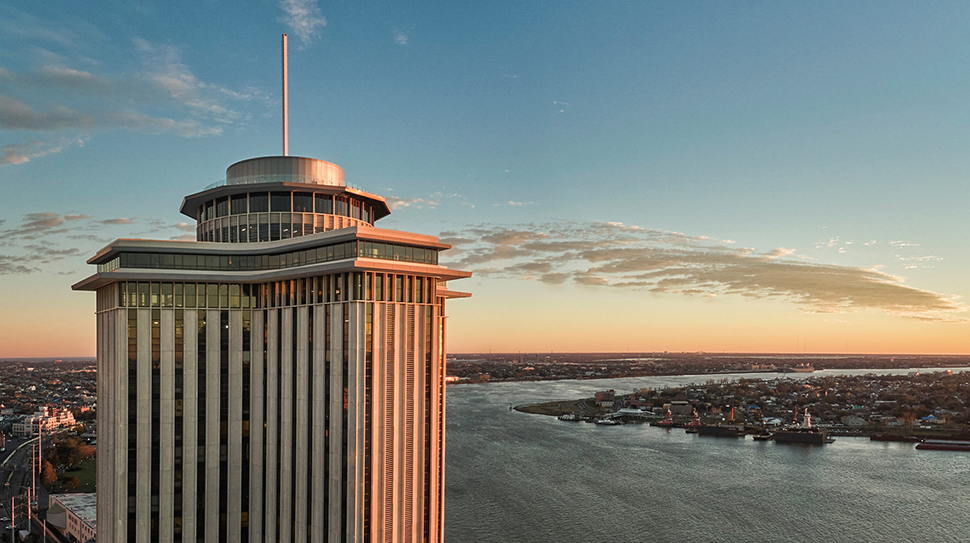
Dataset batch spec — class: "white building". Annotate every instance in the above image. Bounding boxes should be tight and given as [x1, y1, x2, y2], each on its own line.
[74, 155, 470, 542]
[11, 406, 76, 437]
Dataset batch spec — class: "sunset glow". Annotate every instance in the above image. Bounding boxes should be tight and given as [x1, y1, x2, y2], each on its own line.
[1, 1, 968, 357]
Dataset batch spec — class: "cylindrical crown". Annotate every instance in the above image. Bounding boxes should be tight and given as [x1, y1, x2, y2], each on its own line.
[226, 156, 345, 187]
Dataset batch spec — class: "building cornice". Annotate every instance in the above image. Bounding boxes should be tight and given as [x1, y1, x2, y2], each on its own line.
[73, 256, 471, 291]
[86, 226, 452, 265]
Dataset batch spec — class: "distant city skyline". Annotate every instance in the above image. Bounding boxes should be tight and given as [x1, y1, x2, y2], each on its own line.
[1, 1, 968, 356]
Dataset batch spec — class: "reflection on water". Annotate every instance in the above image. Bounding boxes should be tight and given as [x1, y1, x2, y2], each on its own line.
[445, 372, 970, 543]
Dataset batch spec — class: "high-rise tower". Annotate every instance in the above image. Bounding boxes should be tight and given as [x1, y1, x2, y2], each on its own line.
[73, 154, 470, 542]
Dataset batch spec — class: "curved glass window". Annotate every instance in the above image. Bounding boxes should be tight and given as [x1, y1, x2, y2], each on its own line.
[231, 194, 248, 215]
[249, 193, 268, 213]
[194, 189, 383, 245]
[293, 192, 312, 213]
[270, 192, 291, 212]
[216, 197, 229, 218]
[315, 194, 332, 214]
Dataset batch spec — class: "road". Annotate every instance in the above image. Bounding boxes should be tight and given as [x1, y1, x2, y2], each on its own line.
[0, 433, 61, 542]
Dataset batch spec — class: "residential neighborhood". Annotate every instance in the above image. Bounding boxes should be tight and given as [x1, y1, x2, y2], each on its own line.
[600, 370, 970, 433]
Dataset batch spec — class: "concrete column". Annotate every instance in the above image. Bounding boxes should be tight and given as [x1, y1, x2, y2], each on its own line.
[294, 305, 309, 543]
[265, 309, 279, 542]
[206, 309, 220, 543]
[228, 309, 243, 542]
[136, 308, 151, 542]
[310, 304, 326, 543]
[159, 310, 175, 543]
[250, 309, 265, 543]
[346, 302, 363, 543]
[181, 310, 198, 542]
[328, 303, 342, 543]
[280, 307, 293, 543]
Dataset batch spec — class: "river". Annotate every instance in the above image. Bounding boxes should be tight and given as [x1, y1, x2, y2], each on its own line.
[444, 369, 970, 542]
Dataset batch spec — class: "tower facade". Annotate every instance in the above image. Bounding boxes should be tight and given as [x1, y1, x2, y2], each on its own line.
[74, 155, 470, 543]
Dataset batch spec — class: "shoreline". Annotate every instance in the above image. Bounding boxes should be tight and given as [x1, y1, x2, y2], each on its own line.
[447, 363, 970, 386]
[511, 368, 970, 441]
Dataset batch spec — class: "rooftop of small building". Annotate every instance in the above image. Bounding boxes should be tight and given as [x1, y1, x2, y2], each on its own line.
[49, 493, 97, 528]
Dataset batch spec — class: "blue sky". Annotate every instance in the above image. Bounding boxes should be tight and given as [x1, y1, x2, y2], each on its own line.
[1, 1, 968, 356]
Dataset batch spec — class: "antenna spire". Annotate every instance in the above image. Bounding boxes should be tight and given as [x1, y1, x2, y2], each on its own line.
[282, 33, 289, 156]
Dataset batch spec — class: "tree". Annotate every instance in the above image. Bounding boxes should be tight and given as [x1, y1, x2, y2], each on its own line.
[901, 411, 918, 432]
[62, 476, 80, 492]
[39, 460, 56, 487]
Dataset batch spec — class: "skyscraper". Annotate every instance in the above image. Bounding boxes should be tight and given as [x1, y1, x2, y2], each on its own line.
[73, 154, 470, 542]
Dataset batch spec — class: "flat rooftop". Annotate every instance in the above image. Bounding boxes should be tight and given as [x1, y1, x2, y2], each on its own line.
[50, 493, 97, 529]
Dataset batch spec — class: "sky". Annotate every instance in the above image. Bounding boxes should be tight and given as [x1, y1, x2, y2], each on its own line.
[1, 1, 968, 357]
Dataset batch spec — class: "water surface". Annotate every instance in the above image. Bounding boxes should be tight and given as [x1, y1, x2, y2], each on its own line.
[445, 372, 970, 542]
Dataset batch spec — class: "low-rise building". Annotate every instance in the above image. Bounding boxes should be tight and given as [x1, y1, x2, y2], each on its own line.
[595, 390, 616, 408]
[669, 400, 692, 416]
[47, 493, 96, 543]
[11, 406, 76, 436]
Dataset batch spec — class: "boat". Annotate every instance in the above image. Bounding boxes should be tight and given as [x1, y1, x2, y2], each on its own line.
[652, 409, 676, 428]
[558, 413, 582, 422]
[916, 439, 970, 451]
[773, 409, 834, 445]
[594, 418, 623, 426]
[684, 411, 701, 433]
[752, 429, 774, 441]
[870, 434, 921, 443]
[697, 424, 746, 437]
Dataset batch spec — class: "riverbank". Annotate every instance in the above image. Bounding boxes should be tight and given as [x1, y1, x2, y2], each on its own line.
[447, 353, 970, 384]
[513, 369, 970, 440]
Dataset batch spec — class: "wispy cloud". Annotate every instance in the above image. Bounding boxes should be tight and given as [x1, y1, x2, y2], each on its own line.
[815, 235, 941, 270]
[279, 0, 327, 47]
[387, 196, 439, 210]
[393, 31, 409, 46]
[0, 255, 39, 275]
[0, 137, 87, 165]
[2, 212, 82, 239]
[0, 27, 270, 166]
[0, 211, 151, 274]
[0, 94, 95, 130]
[385, 191, 474, 211]
[441, 221, 967, 322]
[0, 7, 107, 50]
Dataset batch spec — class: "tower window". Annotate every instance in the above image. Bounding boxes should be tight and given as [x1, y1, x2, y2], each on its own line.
[231, 194, 248, 215]
[249, 192, 269, 213]
[293, 192, 312, 212]
[271, 191, 291, 212]
[216, 196, 229, 217]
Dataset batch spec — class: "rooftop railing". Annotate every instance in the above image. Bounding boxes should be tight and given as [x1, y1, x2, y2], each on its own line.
[202, 175, 365, 191]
